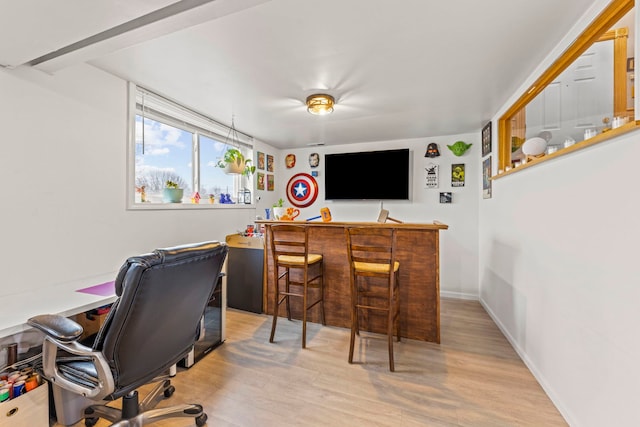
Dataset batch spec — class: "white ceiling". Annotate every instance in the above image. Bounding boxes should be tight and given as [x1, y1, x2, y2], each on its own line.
[2, 0, 599, 148]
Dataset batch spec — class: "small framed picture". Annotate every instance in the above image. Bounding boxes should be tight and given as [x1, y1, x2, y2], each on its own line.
[267, 174, 274, 191]
[425, 163, 439, 188]
[440, 192, 452, 204]
[257, 152, 265, 170]
[483, 156, 492, 199]
[482, 122, 492, 157]
[451, 164, 465, 187]
[257, 172, 265, 190]
[267, 154, 274, 172]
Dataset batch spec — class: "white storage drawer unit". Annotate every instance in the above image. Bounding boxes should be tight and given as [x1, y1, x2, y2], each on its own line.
[0, 382, 49, 427]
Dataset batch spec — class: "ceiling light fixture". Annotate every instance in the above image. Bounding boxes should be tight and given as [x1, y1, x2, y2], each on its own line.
[306, 94, 335, 115]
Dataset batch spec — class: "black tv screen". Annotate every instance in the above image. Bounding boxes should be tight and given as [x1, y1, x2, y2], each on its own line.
[324, 149, 410, 200]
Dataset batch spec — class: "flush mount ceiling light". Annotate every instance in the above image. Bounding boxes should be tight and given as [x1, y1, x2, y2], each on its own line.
[306, 94, 335, 115]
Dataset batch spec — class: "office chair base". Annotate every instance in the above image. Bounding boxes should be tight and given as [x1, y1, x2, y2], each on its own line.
[83, 379, 207, 427]
[85, 405, 207, 427]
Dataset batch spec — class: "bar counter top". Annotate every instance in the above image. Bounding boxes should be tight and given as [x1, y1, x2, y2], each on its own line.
[256, 220, 448, 230]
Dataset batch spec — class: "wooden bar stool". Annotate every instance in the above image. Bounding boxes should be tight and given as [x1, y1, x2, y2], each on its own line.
[345, 227, 401, 371]
[268, 224, 325, 348]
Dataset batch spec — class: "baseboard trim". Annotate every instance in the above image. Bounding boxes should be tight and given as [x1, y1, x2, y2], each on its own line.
[440, 290, 478, 301]
[478, 298, 575, 426]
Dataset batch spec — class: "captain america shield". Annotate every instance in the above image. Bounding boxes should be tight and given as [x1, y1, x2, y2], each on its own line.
[286, 173, 319, 208]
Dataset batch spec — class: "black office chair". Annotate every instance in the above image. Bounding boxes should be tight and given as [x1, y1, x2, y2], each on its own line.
[28, 241, 228, 427]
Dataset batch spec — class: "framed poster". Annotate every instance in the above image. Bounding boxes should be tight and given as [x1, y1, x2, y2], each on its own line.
[482, 121, 492, 157]
[257, 172, 265, 190]
[483, 156, 492, 199]
[451, 164, 465, 187]
[267, 174, 274, 191]
[266, 154, 274, 172]
[440, 192, 452, 203]
[257, 152, 265, 170]
[425, 163, 439, 188]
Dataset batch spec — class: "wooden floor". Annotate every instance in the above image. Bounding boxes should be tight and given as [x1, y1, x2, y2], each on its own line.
[57, 298, 567, 426]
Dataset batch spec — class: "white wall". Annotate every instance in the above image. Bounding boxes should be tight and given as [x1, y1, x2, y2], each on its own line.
[273, 136, 480, 299]
[481, 132, 640, 427]
[0, 62, 479, 301]
[479, 1, 640, 425]
[0, 64, 262, 295]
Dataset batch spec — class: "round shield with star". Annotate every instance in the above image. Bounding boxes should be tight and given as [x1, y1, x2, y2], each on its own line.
[286, 173, 319, 207]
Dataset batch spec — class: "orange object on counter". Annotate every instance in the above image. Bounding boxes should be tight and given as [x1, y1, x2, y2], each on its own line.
[320, 207, 332, 222]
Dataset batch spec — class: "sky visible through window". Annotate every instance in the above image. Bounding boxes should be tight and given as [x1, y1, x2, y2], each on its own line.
[135, 115, 235, 200]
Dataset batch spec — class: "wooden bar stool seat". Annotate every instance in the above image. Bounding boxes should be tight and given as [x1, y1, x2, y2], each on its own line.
[345, 227, 401, 371]
[268, 224, 325, 348]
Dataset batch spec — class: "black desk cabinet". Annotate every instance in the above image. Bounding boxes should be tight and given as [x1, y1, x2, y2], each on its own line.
[225, 234, 264, 314]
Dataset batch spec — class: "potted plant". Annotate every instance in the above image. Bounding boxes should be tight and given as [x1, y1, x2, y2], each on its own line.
[217, 148, 256, 177]
[272, 198, 286, 220]
[162, 180, 184, 203]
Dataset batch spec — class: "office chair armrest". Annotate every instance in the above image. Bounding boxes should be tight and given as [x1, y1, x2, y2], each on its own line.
[28, 314, 115, 400]
[28, 314, 84, 342]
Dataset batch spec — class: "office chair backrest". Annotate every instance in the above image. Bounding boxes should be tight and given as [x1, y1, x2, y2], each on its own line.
[94, 241, 227, 398]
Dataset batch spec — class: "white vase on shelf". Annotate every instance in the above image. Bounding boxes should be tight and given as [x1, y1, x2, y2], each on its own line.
[272, 207, 286, 220]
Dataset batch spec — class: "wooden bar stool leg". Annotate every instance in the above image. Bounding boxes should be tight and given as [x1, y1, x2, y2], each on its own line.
[396, 275, 401, 342]
[319, 262, 326, 326]
[348, 276, 357, 364]
[302, 281, 308, 349]
[285, 270, 292, 321]
[270, 267, 280, 343]
[388, 299, 395, 372]
[285, 268, 292, 321]
[354, 289, 360, 336]
[349, 307, 357, 364]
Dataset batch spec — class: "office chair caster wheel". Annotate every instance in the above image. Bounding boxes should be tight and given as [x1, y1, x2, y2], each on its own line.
[85, 417, 99, 427]
[196, 413, 208, 426]
[164, 385, 175, 398]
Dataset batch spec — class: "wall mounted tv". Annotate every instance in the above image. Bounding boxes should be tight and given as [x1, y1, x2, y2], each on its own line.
[324, 148, 410, 200]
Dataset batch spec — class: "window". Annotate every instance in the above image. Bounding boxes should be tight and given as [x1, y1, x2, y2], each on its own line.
[128, 84, 253, 208]
[496, 0, 636, 177]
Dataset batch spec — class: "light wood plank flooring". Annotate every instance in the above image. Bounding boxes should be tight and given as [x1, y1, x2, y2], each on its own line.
[56, 298, 566, 426]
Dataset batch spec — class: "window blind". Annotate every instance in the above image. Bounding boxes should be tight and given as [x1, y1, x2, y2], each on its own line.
[135, 85, 253, 148]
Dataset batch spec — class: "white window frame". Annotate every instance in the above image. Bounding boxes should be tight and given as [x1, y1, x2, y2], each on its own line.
[126, 83, 255, 210]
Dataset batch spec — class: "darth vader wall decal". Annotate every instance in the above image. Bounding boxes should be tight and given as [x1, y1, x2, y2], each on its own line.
[425, 143, 440, 158]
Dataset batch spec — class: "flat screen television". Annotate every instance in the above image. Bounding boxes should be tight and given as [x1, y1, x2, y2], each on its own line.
[324, 148, 410, 200]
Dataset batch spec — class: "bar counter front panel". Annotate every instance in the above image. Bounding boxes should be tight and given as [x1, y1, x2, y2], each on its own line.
[258, 221, 447, 344]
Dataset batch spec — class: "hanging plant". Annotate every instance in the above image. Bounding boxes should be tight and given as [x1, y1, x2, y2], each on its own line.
[217, 148, 256, 176]
[216, 117, 256, 177]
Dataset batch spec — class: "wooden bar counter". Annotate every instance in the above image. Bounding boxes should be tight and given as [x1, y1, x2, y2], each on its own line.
[257, 221, 448, 343]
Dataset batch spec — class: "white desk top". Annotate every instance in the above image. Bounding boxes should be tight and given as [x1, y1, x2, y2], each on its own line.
[0, 272, 118, 338]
